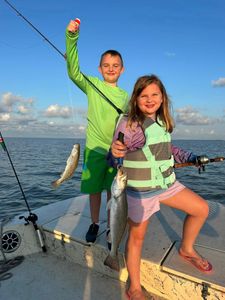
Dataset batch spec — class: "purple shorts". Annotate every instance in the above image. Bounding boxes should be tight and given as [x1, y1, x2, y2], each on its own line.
[127, 181, 185, 223]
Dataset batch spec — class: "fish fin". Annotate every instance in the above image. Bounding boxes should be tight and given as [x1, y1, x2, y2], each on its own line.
[104, 255, 120, 272]
[106, 199, 112, 211]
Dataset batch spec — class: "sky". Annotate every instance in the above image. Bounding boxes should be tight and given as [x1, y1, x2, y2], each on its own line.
[0, 0, 225, 140]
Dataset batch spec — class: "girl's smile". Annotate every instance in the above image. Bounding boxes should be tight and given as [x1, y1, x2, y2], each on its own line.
[137, 83, 163, 119]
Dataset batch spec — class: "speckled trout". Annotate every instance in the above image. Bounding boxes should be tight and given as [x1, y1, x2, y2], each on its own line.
[104, 167, 128, 271]
[51, 144, 80, 188]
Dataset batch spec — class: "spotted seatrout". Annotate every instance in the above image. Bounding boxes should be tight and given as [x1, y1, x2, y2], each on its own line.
[104, 167, 128, 271]
[51, 144, 80, 188]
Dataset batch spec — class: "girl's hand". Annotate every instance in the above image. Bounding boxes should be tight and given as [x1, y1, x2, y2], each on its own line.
[111, 140, 127, 158]
[67, 20, 80, 33]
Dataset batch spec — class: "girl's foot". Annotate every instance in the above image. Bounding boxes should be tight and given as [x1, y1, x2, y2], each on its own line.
[178, 248, 212, 273]
[125, 289, 146, 300]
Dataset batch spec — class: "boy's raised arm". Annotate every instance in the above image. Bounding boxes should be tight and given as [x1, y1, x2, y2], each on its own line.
[65, 18, 87, 92]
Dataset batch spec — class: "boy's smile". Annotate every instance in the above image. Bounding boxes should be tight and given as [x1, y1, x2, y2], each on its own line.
[98, 54, 124, 86]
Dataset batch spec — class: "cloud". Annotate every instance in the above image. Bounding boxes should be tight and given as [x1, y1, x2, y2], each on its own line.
[175, 106, 225, 126]
[175, 106, 215, 126]
[172, 125, 220, 140]
[211, 77, 225, 87]
[78, 125, 86, 131]
[43, 104, 72, 118]
[0, 92, 34, 113]
[0, 92, 87, 138]
[0, 113, 10, 121]
[1, 92, 22, 108]
[18, 105, 30, 114]
[165, 52, 176, 57]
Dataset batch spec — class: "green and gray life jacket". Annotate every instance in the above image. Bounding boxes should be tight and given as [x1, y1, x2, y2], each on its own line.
[123, 117, 176, 192]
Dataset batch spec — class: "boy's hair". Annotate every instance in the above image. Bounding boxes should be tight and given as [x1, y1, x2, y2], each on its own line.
[128, 74, 174, 133]
[99, 50, 124, 67]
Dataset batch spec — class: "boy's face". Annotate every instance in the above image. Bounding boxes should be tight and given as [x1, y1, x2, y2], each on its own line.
[98, 54, 124, 86]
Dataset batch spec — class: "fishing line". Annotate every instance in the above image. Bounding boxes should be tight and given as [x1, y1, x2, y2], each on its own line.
[4, 0, 65, 59]
[4, 0, 84, 130]
[0, 131, 46, 252]
[66, 77, 79, 125]
[4, 0, 122, 115]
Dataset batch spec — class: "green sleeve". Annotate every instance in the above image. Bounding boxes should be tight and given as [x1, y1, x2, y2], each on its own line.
[65, 29, 129, 153]
[65, 29, 88, 93]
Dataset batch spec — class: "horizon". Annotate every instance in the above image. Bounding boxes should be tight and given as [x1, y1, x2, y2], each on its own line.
[2, 135, 225, 142]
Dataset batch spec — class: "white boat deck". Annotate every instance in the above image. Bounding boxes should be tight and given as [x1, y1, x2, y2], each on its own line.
[1, 194, 225, 299]
[1, 252, 128, 300]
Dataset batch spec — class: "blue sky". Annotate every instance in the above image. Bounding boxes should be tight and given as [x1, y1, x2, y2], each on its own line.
[0, 0, 225, 140]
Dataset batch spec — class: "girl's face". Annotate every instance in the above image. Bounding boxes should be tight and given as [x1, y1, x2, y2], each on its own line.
[137, 83, 163, 119]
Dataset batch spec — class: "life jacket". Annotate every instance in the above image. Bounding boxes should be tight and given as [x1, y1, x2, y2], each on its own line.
[123, 117, 176, 191]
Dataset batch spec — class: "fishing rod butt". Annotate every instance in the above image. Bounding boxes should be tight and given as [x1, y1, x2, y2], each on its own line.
[19, 213, 47, 252]
[36, 228, 47, 252]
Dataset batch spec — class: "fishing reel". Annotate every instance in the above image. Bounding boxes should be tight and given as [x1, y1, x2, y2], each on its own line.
[195, 155, 209, 174]
[19, 213, 38, 226]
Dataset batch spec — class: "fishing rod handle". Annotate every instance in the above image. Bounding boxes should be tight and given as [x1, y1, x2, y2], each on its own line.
[174, 156, 225, 168]
[210, 157, 225, 162]
[116, 132, 124, 167]
[68, 18, 80, 34]
[118, 131, 124, 143]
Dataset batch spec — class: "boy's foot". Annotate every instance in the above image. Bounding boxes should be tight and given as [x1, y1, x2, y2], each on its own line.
[85, 223, 99, 243]
[106, 228, 111, 250]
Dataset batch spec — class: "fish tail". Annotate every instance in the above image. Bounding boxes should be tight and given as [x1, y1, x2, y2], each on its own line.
[51, 180, 60, 188]
[104, 254, 120, 271]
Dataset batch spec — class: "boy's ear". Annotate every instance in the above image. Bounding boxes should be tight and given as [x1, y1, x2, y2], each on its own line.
[120, 66, 125, 75]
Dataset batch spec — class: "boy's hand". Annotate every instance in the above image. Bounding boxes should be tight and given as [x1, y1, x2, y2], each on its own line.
[111, 140, 127, 158]
[67, 19, 80, 33]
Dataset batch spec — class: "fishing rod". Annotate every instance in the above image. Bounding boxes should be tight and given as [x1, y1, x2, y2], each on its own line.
[0, 132, 46, 252]
[4, 0, 124, 114]
[4, 0, 65, 59]
[4, 1, 225, 171]
[174, 156, 225, 173]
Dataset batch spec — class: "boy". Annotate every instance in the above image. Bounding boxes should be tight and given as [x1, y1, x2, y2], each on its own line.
[65, 19, 129, 244]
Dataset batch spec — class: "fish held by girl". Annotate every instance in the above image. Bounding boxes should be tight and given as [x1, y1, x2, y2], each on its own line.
[104, 167, 128, 271]
[51, 144, 80, 188]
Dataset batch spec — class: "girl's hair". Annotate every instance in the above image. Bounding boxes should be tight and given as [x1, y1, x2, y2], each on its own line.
[128, 74, 174, 133]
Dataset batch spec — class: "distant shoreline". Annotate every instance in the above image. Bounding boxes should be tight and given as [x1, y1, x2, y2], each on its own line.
[3, 136, 224, 142]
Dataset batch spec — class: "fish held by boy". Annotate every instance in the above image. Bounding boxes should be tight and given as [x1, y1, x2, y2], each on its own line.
[51, 144, 80, 188]
[104, 167, 128, 271]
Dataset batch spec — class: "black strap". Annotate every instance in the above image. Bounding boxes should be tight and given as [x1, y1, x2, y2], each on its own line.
[82, 73, 123, 114]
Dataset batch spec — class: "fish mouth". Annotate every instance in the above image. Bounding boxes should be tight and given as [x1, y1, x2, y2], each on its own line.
[117, 167, 126, 177]
[116, 167, 127, 185]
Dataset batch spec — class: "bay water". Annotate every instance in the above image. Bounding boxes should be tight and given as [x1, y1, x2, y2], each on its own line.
[0, 138, 225, 220]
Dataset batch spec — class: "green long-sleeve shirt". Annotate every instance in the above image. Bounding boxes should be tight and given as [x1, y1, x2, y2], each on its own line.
[66, 30, 129, 154]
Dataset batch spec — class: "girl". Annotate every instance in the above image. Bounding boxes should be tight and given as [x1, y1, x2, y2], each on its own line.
[110, 75, 212, 300]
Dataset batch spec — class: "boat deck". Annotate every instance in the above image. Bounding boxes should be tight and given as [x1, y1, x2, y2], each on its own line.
[1, 194, 225, 299]
[1, 252, 129, 300]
